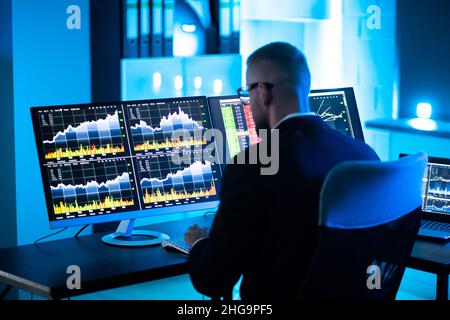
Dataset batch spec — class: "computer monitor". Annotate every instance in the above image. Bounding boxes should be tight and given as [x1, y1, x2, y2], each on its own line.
[207, 96, 260, 162]
[31, 96, 222, 246]
[400, 154, 450, 222]
[309, 88, 364, 141]
[208, 87, 365, 165]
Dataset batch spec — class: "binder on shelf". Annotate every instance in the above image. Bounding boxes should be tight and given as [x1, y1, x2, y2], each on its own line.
[219, 0, 232, 54]
[231, 0, 240, 53]
[152, 0, 164, 57]
[140, 0, 151, 57]
[163, 0, 175, 56]
[123, 0, 139, 58]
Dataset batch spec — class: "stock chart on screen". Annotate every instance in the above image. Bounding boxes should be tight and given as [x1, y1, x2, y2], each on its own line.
[39, 106, 128, 160]
[208, 97, 260, 161]
[423, 163, 450, 215]
[126, 100, 207, 153]
[47, 158, 140, 216]
[136, 156, 217, 208]
[220, 98, 260, 158]
[309, 91, 355, 138]
[32, 97, 221, 223]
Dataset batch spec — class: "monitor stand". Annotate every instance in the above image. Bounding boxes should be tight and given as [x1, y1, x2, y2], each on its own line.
[102, 219, 170, 247]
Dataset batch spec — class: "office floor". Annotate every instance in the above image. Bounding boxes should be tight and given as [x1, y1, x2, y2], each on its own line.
[17, 268, 442, 300]
[64, 268, 440, 300]
[396, 269, 441, 300]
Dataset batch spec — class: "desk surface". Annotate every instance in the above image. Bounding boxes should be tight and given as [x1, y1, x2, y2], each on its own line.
[0, 214, 448, 299]
[0, 215, 214, 299]
[409, 239, 449, 274]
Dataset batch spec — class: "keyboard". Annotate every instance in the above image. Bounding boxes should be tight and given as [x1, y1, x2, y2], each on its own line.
[421, 220, 450, 232]
[161, 239, 190, 255]
[418, 220, 450, 241]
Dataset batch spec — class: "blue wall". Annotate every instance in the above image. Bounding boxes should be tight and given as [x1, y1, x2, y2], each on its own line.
[12, 0, 91, 245]
[397, 0, 450, 121]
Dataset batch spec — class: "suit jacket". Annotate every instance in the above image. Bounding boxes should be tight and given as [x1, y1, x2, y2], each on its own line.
[189, 115, 380, 300]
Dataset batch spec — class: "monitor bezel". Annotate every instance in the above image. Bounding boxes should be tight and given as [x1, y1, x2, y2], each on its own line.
[31, 96, 222, 229]
[400, 153, 450, 223]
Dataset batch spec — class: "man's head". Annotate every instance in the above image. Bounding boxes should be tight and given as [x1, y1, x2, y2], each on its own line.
[245, 42, 311, 130]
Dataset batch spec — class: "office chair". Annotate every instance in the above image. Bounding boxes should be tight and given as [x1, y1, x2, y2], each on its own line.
[298, 152, 428, 300]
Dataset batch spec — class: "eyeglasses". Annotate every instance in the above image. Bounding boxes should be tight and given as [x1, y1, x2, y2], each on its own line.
[237, 82, 275, 99]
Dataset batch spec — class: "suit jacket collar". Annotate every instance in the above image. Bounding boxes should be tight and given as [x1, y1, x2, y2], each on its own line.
[273, 113, 324, 131]
[273, 112, 317, 129]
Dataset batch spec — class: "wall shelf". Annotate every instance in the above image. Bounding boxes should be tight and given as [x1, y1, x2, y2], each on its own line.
[366, 118, 450, 139]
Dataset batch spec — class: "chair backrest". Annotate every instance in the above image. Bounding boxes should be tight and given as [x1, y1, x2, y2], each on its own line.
[299, 152, 428, 300]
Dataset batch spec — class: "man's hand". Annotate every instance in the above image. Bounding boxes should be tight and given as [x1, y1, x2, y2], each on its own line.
[184, 224, 209, 249]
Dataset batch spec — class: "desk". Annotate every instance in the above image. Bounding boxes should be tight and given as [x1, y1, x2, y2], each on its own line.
[0, 215, 214, 300]
[408, 239, 449, 301]
[0, 215, 448, 300]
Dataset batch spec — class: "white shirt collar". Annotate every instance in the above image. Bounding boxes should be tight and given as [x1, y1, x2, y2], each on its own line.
[273, 112, 317, 129]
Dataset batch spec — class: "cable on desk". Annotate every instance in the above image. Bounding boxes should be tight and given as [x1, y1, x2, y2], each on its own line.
[74, 225, 90, 238]
[33, 228, 68, 246]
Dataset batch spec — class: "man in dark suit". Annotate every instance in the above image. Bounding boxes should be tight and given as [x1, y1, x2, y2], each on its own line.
[184, 42, 380, 299]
